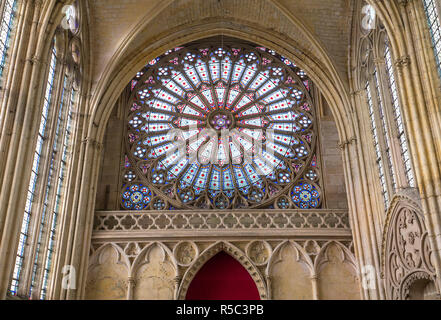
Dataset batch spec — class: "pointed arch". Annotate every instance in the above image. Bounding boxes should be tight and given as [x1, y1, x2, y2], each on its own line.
[88, 1, 356, 147]
[266, 240, 313, 276]
[130, 241, 178, 278]
[314, 241, 358, 275]
[87, 242, 130, 272]
[177, 241, 267, 300]
[266, 240, 314, 300]
[381, 192, 438, 299]
[85, 243, 130, 300]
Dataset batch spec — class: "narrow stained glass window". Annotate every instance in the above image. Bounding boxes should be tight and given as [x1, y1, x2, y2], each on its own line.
[0, 0, 17, 78]
[423, 0, 441, 77]
[29, 75, 67, 297]
[366, 81, 389, 207]
[384, 41, 416, 188]
[10, 44, 57, 296]
[40, 89, 75, 300]
[373, 70, 397, 192]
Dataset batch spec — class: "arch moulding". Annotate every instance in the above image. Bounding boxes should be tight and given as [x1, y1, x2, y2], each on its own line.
[381, 192, 439, 299]
[177, 241, 267, 300]
[88, 20, 355, 148]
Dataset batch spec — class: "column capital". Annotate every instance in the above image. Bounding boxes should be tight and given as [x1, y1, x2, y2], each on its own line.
[373, 57, 386, 65]
[397, 0, 412, 7]
[25, 56, 47, 66]
[395, 55, 411, 69]
[338, 137, 357, 150]
[310, 274, 319, 280]
[82, 138, 103, 151]
[351, 88, 366, 97]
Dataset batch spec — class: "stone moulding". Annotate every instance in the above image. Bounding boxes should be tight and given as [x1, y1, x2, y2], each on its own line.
[176, 241, 268, 300]
[92, 209, 351, 240]
[382, 193, 439, 299]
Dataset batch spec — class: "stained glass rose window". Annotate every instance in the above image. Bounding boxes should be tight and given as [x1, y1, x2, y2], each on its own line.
[122, 42, 321, 210]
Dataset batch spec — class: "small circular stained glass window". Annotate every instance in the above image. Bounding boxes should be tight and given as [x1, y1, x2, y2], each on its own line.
[122, 39, 321, 210]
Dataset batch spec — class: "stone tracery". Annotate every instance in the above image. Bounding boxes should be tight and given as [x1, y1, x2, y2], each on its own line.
[122, 42, 322, 210]
[383, 196, 438, 299]
[0, 0, 440, 301]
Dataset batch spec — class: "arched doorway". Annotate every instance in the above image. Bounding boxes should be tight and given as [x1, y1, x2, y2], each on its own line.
[186, 252, 260, 300]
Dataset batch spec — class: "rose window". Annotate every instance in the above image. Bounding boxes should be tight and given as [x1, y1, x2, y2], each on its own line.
[122, 42, 322, 210]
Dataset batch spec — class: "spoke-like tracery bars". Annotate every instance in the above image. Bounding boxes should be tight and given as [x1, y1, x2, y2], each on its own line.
[122, 43, 322, 210]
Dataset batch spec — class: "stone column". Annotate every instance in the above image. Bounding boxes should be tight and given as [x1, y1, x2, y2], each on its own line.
[394, 0, 441, 291]
[265, 275, 272, 300]
[127, 277, 135, 300]
[311, 274, 319, 300]
[340, 129, 386, 299]
[0, 0, 54, 299]
[174, 276, 181, 300]
[63, 137, 103, 300]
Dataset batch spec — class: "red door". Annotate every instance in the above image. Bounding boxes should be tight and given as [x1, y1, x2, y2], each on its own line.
[186, 251, 261, 300]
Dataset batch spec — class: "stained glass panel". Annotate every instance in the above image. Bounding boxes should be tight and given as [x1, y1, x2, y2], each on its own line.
[122, 43, 321, 210]
[10, 44, 57, 296]
[423, 0, 441, 78]
[366, 81, 389, 207]
[384, 41, 416, 188]
[0, 0, 17, 78]
[374, 70, 397, 192]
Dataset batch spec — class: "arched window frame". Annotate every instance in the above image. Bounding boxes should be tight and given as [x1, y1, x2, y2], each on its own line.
[0, 0, 18, 79]
[359, 15, 417, 211]
[422, 0, 441, 78]
[9, 40, 60, 298]
[8, 2, 82, 298]
[120, 42, 323, 211]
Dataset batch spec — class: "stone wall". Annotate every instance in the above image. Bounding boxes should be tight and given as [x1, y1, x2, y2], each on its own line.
[85, 240, 360, 300]
[95, 92, 349, 210]
[318, 97, 348, 209]
[95, 104, 125, 211]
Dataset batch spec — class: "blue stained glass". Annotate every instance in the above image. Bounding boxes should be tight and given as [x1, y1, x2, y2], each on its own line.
[122, 184, 151, 210]
[222, 167, 234, 190]
[0, 0, 17, 78]
[210, 166, 221, 190]
[124, 44, 318, 209]
[423, 0, 441, 78]
[291, 182, 320, 209]
[10, 43, 57, 296]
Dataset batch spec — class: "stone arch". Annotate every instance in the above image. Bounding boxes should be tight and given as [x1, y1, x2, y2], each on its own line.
[88, 242, 131, 271]
[266, 240, 313, 276]
[87, 1, 355, 148]
[266, 240, 314, 300]
[314, 241, 358, 275]
[85, 243, 130, 300]
[400, 270, 438, 300]
[130, 242, 177, 300]
[130, 242, 177, 277]
[177, 241, 267, 300]
[314, 241, 361, 300]
[382, 193, 438, 299]
[75, 0, 382, 299]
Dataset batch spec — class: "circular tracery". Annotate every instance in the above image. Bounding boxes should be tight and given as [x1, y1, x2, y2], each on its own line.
[208, 110, 234, 131]
[122, 41, 321, 210]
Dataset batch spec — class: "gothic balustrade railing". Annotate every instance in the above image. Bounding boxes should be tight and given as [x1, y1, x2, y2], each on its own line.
[92, 209, 351, 240]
